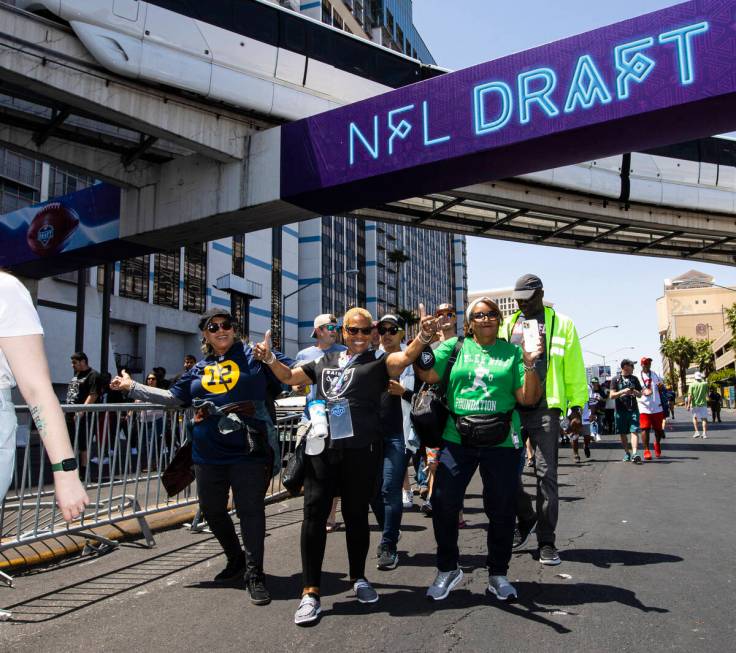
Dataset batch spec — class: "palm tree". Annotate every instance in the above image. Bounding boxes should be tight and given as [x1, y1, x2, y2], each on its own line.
[660, 338, 679, 390]
[693, 338, 715, 377]
[668, 336, 696, 395]
[387, 248, 410, 312]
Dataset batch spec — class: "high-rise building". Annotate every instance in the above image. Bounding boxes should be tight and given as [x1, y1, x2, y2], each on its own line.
[468, 288, 554, 320]
[1, 2, 466, 388]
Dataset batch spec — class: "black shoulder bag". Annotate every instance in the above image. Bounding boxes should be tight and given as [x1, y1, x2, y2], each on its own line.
[410, 337, 465, 448]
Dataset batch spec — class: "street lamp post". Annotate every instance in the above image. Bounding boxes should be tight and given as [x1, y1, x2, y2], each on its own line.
[579, 324, 619, 340]
[585, 346, 635, 374]
[281, 268, 359, 354]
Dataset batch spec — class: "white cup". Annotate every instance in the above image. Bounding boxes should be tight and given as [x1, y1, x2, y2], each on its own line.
[308, 399, 328, 437]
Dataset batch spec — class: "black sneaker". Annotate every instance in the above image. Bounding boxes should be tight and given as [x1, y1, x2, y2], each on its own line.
[214, 553, 246, 584]
[539, 544, 561, 566]
[246, 572, 271, 605]
[583, 443, 591, 458]
[420, 500, 433, 516]
[512, 517, 537, 550]
[377, 546, 399, 570]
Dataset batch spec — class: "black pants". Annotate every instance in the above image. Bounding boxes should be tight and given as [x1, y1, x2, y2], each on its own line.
[301, 444, 382, 588]
[195, 461, 268, 576]
[711, 406, 721, 422]
[433, 442, 521, 575]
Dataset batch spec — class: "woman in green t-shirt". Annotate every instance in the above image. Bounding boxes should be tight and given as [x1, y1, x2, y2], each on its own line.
[417, 297, 542, 603]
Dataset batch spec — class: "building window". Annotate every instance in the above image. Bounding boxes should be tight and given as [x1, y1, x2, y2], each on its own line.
[119, 256, 149, 302]
[386, 9, 394, 36]
[0, 147, 41, 190]
[0, 179, 37, 213]
[232, 292, 250, 338]
[232, 234, 245, 277]
[321, 0, 332, 24]
[153, 251, 180, 309]
[332, 11, 343, 30]
[48, 167, 95, 198]
[183, 243, 206, 313]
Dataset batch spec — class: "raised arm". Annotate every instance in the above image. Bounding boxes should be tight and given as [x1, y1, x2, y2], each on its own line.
[253, 330, 311, 386]
[514, 341, 543, 406]
[110, 370, 184, 406]
[385, 304, 439, 377]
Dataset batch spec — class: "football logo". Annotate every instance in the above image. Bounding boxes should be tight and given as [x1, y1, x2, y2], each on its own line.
[330, 403, 347, 417]
[26, 202, 80, 256]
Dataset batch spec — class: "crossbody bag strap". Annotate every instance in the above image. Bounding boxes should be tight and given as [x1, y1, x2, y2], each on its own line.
[439, 336, 465, 415]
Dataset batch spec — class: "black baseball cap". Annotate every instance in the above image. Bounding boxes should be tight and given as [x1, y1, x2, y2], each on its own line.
[620, 358, 636, 368]
[198, 307, 233, 331]
[512, 274, 544, 300]
[378, 314, 405, 329]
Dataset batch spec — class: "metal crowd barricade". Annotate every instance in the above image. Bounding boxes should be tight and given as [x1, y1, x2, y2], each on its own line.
[0, 403, 301, 583]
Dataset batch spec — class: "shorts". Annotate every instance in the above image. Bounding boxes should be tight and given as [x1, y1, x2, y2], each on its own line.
[692, 406, 708, 420]
[0, 388, 17, 502]
[571, 424, 590, 441]
[615, 410, 640, 435]
[639, 412, 664, 431]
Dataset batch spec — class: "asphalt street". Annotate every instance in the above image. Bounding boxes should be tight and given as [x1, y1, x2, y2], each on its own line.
[1, 410, 734, 653]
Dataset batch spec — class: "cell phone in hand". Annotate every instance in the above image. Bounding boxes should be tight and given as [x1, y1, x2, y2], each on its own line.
[521, 319, 540, 353]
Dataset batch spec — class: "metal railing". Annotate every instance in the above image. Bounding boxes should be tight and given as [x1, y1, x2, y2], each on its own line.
[0, 403, 301, 575]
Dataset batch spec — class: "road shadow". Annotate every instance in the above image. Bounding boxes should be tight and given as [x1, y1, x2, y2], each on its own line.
[561, 548, 683, 568]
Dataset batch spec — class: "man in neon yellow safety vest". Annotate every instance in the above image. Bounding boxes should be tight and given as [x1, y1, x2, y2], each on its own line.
[499, 274, 587, 567]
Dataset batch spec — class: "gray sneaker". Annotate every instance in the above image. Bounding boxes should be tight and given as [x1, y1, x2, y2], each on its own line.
[353, 578, 379, 603]
[376, 546, 399, 571]
[294, 594, 321, 626]
[426, 568, 463, 601]
[488, 575, 517, 601]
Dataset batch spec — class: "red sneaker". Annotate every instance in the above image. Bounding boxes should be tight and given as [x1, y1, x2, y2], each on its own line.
[654, 441, 662, 458]
[643, 449, 652, 461]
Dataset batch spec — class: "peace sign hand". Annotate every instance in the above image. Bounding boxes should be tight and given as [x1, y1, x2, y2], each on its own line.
[418, 303, 439, 342]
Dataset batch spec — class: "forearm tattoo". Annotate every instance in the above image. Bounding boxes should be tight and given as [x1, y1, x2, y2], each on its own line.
[30, 404, 47, 438]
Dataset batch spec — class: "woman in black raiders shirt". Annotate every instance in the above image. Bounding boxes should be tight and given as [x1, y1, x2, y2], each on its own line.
[254, 306, 439, 626]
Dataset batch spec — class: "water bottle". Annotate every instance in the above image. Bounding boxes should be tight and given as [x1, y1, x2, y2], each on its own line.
[308, 400, 328, 437]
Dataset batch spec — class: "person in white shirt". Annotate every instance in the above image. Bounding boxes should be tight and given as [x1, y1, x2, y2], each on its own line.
[0, 272, 88, 516]
[636, 356, 666, 460]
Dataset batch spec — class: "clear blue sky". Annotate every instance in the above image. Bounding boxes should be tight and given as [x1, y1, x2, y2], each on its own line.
[412, 0, 736, 374]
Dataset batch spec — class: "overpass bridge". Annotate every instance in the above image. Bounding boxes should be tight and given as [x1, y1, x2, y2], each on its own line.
[1, 0, 735, 272]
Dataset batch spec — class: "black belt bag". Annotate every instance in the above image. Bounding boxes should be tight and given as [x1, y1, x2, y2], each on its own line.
[455, 411, 513, 448]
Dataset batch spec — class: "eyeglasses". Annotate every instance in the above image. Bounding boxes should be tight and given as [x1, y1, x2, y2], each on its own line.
[436, 311, 455, 318]
[206, 320, 233, 333]
[320, 324, 338, 332]
[344, 326, 374, 336]
[378, 326, 401, 335]
[471, 310, 501, 321]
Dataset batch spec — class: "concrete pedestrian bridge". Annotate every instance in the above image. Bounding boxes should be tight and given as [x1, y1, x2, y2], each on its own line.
[1, 0, 735, 272]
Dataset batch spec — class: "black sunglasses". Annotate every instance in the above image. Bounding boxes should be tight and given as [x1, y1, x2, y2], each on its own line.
[206, 320, 233, 333]
[378, 326, 401, 335]
[344, 326, 373, 336]
[471, 310, 501, 321]
[436, 311, 455, 318]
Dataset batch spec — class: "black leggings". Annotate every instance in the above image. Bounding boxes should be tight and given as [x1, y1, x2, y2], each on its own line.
[301, 444, 382, 588]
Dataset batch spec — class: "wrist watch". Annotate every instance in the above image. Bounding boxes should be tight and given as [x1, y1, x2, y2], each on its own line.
[51, 458, 78, 472]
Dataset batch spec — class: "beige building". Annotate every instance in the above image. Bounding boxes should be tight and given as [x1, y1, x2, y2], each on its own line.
[656, 270, 736, 343]
[469, 288, 554, 319]
[712, 327, 734, 372]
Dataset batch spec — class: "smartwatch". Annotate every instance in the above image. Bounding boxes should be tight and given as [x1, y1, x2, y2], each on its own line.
[51, 458, 78, 472]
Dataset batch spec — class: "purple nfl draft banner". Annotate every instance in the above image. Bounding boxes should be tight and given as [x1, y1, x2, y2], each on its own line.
[281, 0, 736, 214]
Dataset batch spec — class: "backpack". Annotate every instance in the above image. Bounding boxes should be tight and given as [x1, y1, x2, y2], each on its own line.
[410, 337, 464, 448]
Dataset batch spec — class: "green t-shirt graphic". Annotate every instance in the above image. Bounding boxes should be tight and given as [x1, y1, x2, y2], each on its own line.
[689, 380, 708, 407]
[432, 337, 524, 447]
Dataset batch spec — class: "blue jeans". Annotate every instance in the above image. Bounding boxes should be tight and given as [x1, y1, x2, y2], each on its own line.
[433, 441, 521, 575]
[370, 434, 410, 549]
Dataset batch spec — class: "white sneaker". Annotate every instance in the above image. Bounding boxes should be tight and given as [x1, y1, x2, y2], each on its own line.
[402, 490, 413, 510]
[692, 432, 701, 438]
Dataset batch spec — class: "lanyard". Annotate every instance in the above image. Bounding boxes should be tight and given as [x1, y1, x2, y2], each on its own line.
[330, 353, 360, 396]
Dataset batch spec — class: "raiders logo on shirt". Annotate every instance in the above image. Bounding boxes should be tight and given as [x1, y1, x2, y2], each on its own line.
[322, 368, 355, 397]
